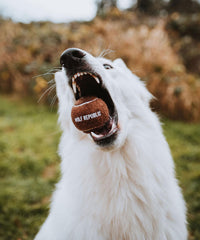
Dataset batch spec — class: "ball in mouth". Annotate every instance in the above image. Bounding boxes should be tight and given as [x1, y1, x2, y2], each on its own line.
[71, 96, 110, 132]
[70, 71, 119, 146]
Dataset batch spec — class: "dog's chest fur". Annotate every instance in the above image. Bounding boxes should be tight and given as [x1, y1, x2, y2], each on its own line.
[59, 135, 172, 240]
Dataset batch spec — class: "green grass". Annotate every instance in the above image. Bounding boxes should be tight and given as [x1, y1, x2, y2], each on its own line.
[0, 95, 200, 240]
[0, 95, 60, 239]
[163, 120, 200, 240]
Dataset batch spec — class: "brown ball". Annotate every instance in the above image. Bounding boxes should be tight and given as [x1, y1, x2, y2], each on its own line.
[71, 96, 109, 132]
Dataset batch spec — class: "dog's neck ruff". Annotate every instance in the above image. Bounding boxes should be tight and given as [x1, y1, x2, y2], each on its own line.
[59, 130, 170, 239]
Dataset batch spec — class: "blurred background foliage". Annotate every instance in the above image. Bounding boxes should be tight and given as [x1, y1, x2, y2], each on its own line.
[0, 0, 200, 239]
[0, 0, 200, 121]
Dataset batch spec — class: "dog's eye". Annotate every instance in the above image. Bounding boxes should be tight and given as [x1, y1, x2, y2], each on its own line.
[103, 64, 113, 70]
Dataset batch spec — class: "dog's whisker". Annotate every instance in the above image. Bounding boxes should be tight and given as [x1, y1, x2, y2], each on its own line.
[45, 130, 62, 137]
[51, 67, 62, 70]
[47, 84, 56, 96]
[50, 94, 57, 109]
[33, 68, 61, 79]
[37, 84, 56, 103]
[48, 79, 55, 85]
[45, 67, 62, 72]
[131, 68, 142, 74]
[33, 72, 55, 79]
[98, 49, 115, 58]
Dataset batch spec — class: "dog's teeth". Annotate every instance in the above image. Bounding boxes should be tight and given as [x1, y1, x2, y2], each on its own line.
[94, 76, 100, 84]
[72, 76, 77, 93]
[90, 132, 104, 139]
[87, 73, 100, 84]
[72, 82, 77, 93]
[72, 72, 100, 93]
[72, 75, 76, 93]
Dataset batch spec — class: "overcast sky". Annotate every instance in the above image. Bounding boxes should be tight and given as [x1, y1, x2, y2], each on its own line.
[0, 0, 133, 23]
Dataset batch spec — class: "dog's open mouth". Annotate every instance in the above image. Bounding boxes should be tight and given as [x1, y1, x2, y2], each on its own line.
[71, 72, 119, 145]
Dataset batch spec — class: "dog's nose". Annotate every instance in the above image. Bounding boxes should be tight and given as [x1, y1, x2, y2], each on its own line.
[60, 48, 86, 68]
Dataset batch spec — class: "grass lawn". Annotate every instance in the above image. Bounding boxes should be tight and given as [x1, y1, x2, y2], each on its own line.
[0, 95, 200, 240]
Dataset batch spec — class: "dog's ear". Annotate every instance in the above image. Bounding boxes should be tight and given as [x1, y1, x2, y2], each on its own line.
[114, 58, 152, 106]
[113, 58, 127, 69]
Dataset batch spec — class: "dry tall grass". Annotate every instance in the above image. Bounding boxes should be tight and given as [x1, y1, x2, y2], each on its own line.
[0, 12, 199, 121]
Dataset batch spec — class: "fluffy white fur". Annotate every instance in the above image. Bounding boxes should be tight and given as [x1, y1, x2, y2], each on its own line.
[35, 49, 187, 240]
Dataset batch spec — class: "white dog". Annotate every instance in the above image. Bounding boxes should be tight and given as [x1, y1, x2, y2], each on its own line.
[35, 48, 187, 240]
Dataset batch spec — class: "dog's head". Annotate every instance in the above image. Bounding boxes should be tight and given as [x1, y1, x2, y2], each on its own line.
[55, 48, 152, 150]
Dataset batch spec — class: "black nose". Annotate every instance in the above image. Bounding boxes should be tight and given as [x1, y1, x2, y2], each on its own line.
[60, 48, 86, 68]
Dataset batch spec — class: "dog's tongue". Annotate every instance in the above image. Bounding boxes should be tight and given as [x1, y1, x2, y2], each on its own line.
[71, 96, 110, 133]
